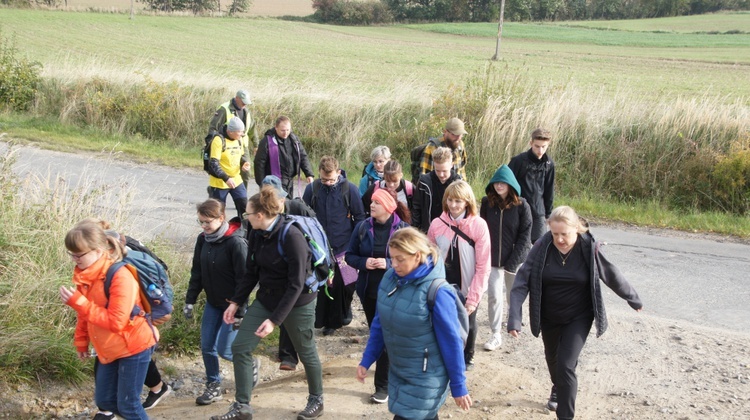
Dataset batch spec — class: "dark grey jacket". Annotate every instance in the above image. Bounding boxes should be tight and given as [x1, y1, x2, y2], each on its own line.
[507, 231, 642, 338]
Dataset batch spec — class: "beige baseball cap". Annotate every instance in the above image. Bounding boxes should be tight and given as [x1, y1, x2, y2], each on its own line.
[445, 117, 468, 136]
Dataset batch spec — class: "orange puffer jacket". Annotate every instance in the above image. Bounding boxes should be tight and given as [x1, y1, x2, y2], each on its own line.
[67, 255, 157, 364]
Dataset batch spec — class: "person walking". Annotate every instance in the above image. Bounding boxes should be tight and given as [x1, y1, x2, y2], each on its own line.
[359, 145, 391, 195]
[254, 116, 315, 198]
[427, 180, 491, 370]
[208, 90, 258, 189]
[411, 147, 461, 233]
[303, 156, 366, 336]
[508, 206, 643, 420]
[356, 227, 472, 419]
[361, 160, 415, 222]
[213, 186, 325, 420]
[60, 220, 156, 420]
[185, 199, 250, 407]
[345, 188, 410, 403]
[207, 116, 251, 219]
[479, 165, 532, 351]
[508, 128, 555, 243]
[415, 117, 469, 182]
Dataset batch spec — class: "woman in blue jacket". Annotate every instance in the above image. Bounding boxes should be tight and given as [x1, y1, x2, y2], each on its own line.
[346, 188, 409, 404]
[356, 228, 472, 420]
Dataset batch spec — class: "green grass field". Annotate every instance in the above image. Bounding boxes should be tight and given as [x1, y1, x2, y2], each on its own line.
[0, 9, 748, 102]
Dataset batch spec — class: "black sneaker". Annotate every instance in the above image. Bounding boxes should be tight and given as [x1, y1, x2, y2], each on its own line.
[143, 382, 172, 410]
[93, 412, 115, 420]
[196, 381, 222, 405]
[322, 327, 336, 336]
[210, 401, 253, 420]
[546, 385, 558, 411]
[370, 388, 388, 404]
[465, 356, 475, 371]
[252, 356, 261, 388]
[297, 394, 324, 420]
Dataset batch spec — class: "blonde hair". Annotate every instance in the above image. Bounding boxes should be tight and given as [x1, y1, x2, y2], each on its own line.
[388, 227, 440, 265]
[432, 147, 453, 164]
[65, 219, 125, 262]
[442, 180, 478, 216]
[548, 206, 589, 234]
[318, 155, 339, 173]
[248, 186, 285, 217]
[370, 145, 391, 162]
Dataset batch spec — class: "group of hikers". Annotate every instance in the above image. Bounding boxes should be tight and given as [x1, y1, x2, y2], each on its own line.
[59, 89, 643, 420]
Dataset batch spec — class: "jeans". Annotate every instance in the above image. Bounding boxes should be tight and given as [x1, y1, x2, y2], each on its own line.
[95, 346, 153, 420]
[541, 315, 594, 420]
[362, 297, 389, 391]
[208, 184, 248, 219]
[201, 302, 238, 384]
[233, 299, 322, 403]
[487, 267, 516, 334]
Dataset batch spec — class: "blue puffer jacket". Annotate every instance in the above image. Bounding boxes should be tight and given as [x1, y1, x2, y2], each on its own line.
[372, 260, 465, 419]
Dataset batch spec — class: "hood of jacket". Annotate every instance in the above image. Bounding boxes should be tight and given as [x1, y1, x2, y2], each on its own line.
[363, 162, 380, 179]
[486, 164, 521, 196]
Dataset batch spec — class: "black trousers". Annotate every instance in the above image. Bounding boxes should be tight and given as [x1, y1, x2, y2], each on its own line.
[277, 324, 299, 365]
[362, 296, 389, 391]
[315, 265, 355, 329]
[464, 309, 478, 363]
[541, 315, 594, 420]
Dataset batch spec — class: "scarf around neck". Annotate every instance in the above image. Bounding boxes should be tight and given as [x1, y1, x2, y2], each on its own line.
[204, 221, 229, 243]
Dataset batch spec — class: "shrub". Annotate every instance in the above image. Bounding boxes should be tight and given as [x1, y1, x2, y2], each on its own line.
[313, 0, 394, 25]
[0, 30, 42, 112]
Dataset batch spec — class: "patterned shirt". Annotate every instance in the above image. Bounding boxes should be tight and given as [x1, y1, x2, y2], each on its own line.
[419, 139, 467, 180]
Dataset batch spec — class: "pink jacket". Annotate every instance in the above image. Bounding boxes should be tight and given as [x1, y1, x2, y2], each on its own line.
[427, 212, 491, 308]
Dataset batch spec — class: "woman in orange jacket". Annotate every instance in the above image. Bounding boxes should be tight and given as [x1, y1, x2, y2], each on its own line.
[60, 220, 157, 420]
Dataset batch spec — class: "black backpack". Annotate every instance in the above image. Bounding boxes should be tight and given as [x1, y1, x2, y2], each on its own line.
[409, 138, 439, 184]
[202, 132, 226, 176]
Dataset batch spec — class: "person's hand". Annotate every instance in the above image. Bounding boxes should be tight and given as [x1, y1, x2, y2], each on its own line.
[635, 307, 643, 312]
[454, 394, 472, 410]
[242, 162, 251, 172]
[77, 350, 90, 362]
[183, 304, 194, 319]
[223, 303, 238, 324]
[59, 286, 75, 304]
[365, 258, 379, 270]
[356, 365, 368, 383]
[306, 176, 315, 184]
[509, 330, 519, 338]
[255, 319, 275, 338]
[374, 258, 387, 269]
[466, 304, 476, 316]
[226, 178, 237, 189]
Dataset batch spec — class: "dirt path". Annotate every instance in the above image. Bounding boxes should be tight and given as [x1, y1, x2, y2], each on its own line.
[4, 143, 750, 419]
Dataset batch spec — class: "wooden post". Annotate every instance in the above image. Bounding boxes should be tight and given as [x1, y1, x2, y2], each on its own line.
[491, 0, 506, 61]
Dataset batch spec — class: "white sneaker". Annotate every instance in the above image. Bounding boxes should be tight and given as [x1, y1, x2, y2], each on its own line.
[484, 334, 502, 351]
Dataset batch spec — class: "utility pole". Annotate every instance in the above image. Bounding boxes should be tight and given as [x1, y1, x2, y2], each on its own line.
[491, 0, 506, 61]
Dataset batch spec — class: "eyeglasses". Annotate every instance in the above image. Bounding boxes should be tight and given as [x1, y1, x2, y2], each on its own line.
[197, 218, 216, 226]
[67, 250, 94, 260]
[242, 212, 259, 220]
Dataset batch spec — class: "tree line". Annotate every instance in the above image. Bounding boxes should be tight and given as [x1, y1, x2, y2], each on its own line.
[313, 0, 750, 24]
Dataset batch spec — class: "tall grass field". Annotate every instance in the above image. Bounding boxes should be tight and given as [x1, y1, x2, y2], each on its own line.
[0, 8, 749, 384]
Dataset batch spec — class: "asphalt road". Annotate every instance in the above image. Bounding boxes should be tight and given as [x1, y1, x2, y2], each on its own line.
[6, 142, 750, 332]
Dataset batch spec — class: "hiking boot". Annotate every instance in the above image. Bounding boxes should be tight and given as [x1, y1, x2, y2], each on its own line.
[322, 327, 336, 336]
[252, 356, 261, 388]
[279, 360, 297, 371]
[297, 394, 324, 420]
[546, 385, 558, 411]
[196, 381, 222, 405]
[210, 401, 253, 420]
[93, 412, 115, 420]
[143, 382, 172, 410]
[483, 334, 502, 351]
[370, 388, 388, 404]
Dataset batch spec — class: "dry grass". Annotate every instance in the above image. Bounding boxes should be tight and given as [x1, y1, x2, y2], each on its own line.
[57, 0, 313, 16]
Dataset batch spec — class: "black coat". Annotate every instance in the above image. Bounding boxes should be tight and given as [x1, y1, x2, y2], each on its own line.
[508, 231, 642, 338]
[508, 149, 555, 219]
[410, 171, 460, 232]
[232, 216, 316, 326]
[479, 196, 533, 272]
[253, 129, 314, 196]
[185, 220, 248, 310]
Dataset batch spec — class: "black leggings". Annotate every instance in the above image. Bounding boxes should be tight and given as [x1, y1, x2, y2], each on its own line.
[540, 316, 594, 420]
[362, 297, 389, 391]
